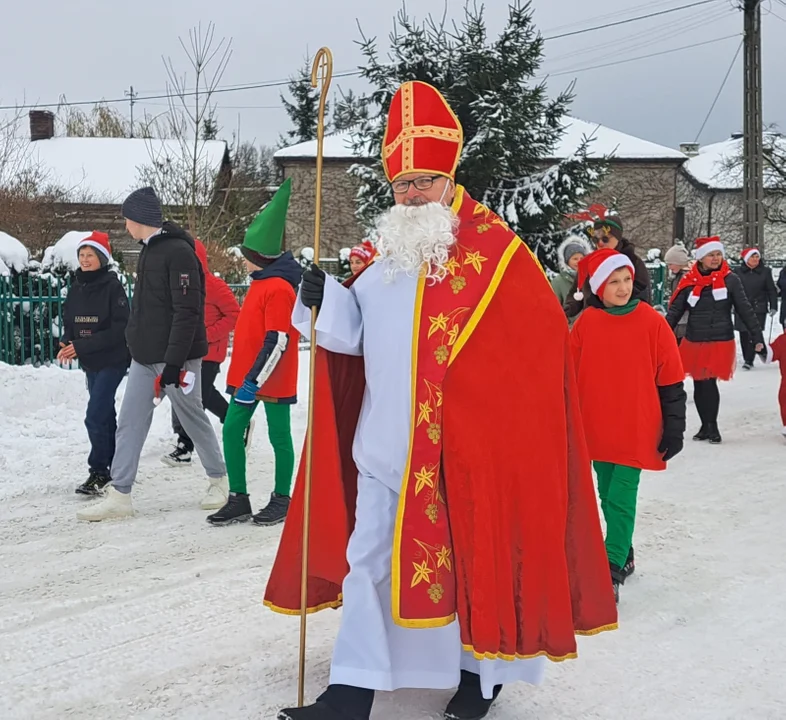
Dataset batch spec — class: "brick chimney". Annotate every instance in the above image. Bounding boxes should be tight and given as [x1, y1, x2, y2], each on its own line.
[29, 110, 55, 141]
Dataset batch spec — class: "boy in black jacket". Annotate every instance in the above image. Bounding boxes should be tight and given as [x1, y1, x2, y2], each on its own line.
[77, 188, 227, 522]
[58, 232, 129, 495]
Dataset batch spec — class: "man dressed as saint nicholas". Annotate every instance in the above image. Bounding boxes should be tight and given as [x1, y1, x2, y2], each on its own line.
[265, 80, 618, 720]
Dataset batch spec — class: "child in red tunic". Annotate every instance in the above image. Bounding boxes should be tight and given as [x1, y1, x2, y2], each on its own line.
[571, 249, 687, 603]
[762, 334, 786, 436]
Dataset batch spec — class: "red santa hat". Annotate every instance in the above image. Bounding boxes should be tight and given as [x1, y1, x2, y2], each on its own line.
[573, 248, 635, 301]
[741, 247, 761, 265]
[349, 240, 375, 264]
[382, 81, 463, 182]
[693, 236, 725, 261]
[76, 231, 112, 262]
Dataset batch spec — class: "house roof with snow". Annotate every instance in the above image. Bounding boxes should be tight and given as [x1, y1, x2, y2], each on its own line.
[25, 137, 229, 204]
[682, 132, 786, 191]
[274, 116, 686, 163]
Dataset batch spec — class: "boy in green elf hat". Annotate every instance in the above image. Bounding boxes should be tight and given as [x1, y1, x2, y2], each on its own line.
[207, 179, 304, 526]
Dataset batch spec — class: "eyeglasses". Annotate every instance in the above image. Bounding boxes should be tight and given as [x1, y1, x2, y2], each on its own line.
[391, 175, 443, 194]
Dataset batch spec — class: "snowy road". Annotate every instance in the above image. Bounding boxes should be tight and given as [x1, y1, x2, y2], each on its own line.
[1, 349, 785, 719]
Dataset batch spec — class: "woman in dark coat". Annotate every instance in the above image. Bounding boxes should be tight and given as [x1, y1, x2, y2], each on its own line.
[734, 248, 778, 368]
[779, 266, 786, 328]
[58, 233, 130, 495]
[666, 236, 763, 444]
[563, 209, 651, 322]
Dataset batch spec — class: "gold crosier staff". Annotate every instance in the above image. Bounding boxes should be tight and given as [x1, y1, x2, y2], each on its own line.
[298, 46, 333, 708]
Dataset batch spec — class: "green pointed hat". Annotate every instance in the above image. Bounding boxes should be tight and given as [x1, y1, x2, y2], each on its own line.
[242, 178, 292, 257]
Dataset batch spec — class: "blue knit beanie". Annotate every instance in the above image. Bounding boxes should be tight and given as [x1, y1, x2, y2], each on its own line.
[121, 187, 163, 227]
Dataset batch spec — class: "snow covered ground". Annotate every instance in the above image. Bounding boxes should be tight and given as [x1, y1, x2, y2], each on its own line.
[1, 345, 785, 720]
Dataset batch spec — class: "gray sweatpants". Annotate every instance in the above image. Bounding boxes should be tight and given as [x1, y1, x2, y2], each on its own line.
[111, 359, 226, 494]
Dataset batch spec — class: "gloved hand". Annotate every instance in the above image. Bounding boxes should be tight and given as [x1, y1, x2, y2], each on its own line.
[235, 379, 259, 405]
[160, 364, 182, 389]
[301, 264, 326, 309]
[658, 435, 684, 462]
[770, 308, 778, 317]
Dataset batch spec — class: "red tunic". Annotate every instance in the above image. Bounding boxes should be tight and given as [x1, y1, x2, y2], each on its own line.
[264, 187, 618, 663]
[227, 277, 298, 401]
[571, 303, 685, 471]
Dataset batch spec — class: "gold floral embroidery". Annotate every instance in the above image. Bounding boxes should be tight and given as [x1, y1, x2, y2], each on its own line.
[426, 503, 439, 524]
[436, 546, 452, 571]
[417, 400, 433, 426]
[446, 326, 459, 346]
[428, 583, 444, 603]
[477, 223, 491, 233]
[450, 276, 467, 294]
[434, 345, 449, 364]
[464, 251, 487, 274]
[444, 257, 461, 276]
[411, 560, 433, 588]
[427, 423, 441, 443]
[428, 313, 449, 338]
[414, 466, 436, 496]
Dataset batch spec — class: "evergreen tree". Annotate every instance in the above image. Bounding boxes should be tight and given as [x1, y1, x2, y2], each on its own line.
[280, 59, 328, 146]
[350, 1, 606, 271]
[332, 88, 368, 131]
[201, 113, 219, 141]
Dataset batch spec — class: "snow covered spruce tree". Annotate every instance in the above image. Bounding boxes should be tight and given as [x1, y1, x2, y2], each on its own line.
[350, 1, 605, 271]
[280, 59, 329, 146]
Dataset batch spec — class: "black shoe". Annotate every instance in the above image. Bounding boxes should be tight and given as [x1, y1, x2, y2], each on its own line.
[277, 701, 348, 720]
[206, 493, 252, 526]
[610, 563, 626, 606]
[75, 471, 112, 496]
[279, 685, 374, 720]
[444, 670, 502, 720]
[707, 423, 722, 444]
[622, 547, 635, 579]
[693, 425, 710, 441]
[161, 442, 192, 467]
[742, 362, 753, 370]
[253, 492, 291, 526]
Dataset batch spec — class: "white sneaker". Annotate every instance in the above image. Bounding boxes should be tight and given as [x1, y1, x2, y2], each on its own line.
[76, 486, 134, 522]
[200, 476, 229, 510]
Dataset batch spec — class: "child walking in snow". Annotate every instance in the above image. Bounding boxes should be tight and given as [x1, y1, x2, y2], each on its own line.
[207, 180, 301, 527]
[58, 232, 130, 496]
[571, 248, 687, 603]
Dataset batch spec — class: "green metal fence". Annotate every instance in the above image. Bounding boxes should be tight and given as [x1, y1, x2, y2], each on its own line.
[1, 259, 780, 367]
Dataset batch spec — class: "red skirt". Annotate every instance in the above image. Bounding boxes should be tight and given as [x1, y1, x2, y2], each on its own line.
[680, 339, 736, 381]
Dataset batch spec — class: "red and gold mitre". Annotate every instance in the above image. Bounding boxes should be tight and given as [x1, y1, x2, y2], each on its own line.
[382, 81, 463, 182]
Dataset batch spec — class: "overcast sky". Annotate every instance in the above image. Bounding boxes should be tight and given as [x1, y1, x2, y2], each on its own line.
[2, 0, 785, 151]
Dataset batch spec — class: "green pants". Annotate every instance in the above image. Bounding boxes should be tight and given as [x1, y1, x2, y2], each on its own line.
[223, 398, 294, 496]
[593, 461, 642, 568]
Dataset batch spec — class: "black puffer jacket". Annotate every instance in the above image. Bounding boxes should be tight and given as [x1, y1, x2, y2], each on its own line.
[125, 222, 208, 367]
[666, 268, 763, 344]
[733, 262, 778, 329]
[779, 267, 786, 327]
[563, 238, 652, 320]
[61, 267, 130, 372]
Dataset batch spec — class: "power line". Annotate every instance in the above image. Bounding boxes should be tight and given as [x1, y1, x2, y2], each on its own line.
[0, 1, 727, 113]
[542, 0, 723, 40]
[544, 34, 741, 78]
[694, 38, 744, 142]
[0, 70, 362, 111]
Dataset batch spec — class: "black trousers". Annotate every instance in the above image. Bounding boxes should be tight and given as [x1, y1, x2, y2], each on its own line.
[739, 312, 766, 365]
[694, 378, 720, 427]
[171, 360, 228, 451]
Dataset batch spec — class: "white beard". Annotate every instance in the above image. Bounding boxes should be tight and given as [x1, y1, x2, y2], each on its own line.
[374, 202, 459, 283]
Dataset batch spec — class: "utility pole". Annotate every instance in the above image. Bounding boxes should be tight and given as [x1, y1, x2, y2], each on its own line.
[125, 85, 138, 138]
[742, 0, 764, 254]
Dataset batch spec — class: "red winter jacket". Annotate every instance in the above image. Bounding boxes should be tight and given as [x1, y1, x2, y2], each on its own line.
[195, 240, 240, 364]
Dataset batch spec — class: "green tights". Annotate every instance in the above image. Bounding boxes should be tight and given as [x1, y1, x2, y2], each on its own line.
[223, 399, 294, 496]
[593, 461, 642, 568]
